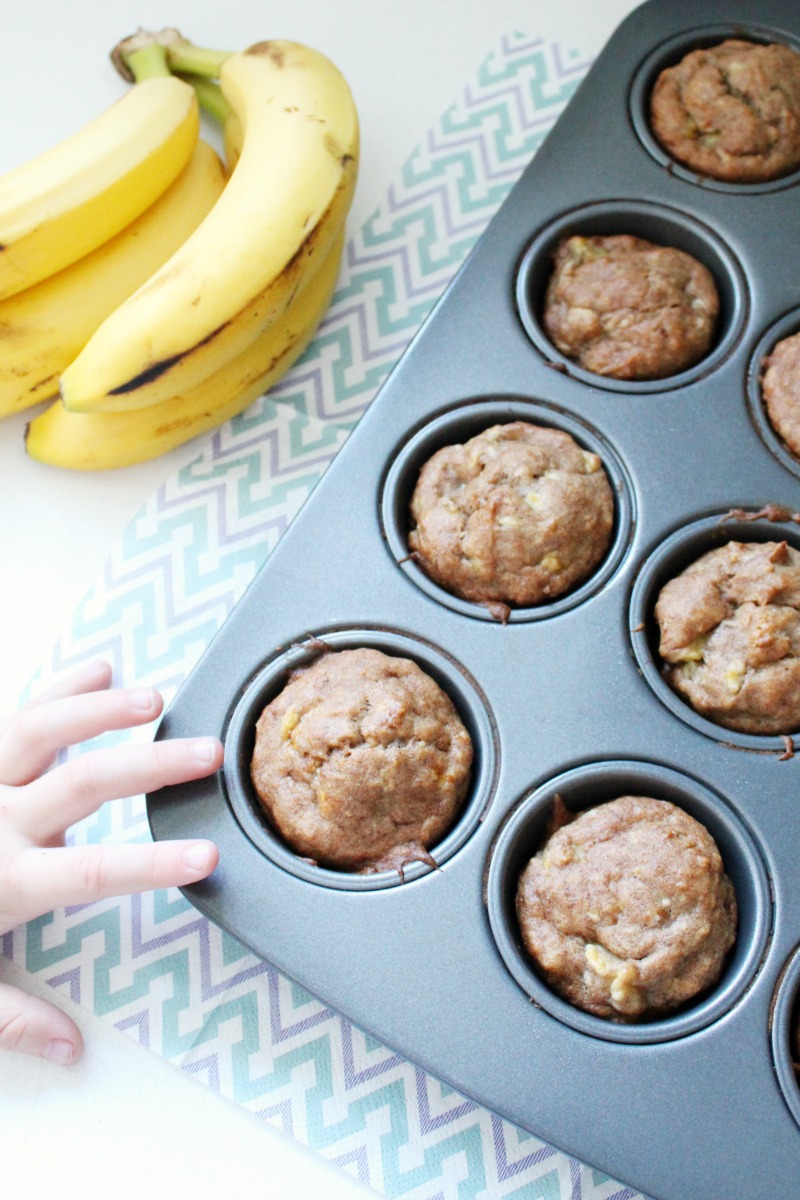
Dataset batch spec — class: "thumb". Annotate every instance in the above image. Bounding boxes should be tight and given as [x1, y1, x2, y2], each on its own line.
[0, 979, 83, 1064]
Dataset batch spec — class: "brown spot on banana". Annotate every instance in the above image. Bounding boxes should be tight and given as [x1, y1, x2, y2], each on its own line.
[245, 42, 286, 67]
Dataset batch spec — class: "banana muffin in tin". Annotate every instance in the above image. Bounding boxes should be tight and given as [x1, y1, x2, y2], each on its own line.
[655, 540, 800, 735]
[542, 234, 719, 380]
[650, 39, 800, 184]
[515, 795, 737, 1022]
[407, 420, 614, 610]
[250, 647, 473, 873]
[761, 330, 800, 458]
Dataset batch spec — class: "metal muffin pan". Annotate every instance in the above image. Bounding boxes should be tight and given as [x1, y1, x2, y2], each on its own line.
[148, 2, 800, 1196]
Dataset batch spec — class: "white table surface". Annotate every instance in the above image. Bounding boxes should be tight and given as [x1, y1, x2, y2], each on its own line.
[0, 2, 640, 1197]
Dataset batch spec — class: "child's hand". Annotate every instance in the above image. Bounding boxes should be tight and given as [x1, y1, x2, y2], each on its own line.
[0, 660, 222, 1065]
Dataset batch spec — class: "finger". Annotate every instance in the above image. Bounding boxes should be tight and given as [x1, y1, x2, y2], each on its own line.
[0, 979, 83, 1064]
[22, 660, 113, 711]
[7, 840, 219, 920]
[0, 685, 164, 786]
[17, 737, 223, 841]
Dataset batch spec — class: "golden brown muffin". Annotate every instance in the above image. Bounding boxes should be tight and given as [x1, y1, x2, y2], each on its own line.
[542, 235, 719, 380]
[250, 647, 473, 872]
[762, 330, 800, 457]
[650, 39, 800, 183]
[654, 540, 800, 735]
[515, 795, 737, 1021]
[408, 421, 614, 608]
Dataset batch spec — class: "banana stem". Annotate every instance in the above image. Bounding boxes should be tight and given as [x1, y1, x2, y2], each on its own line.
[166, 42, 232, 80]
[125, 42, 172, 81]
[179, 74, 232, 124]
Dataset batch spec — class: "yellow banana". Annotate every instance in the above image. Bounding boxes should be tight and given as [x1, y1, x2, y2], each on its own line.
[26, 229, 344, 470]
[0, 140, 226, 417]
[60, 39, 358, 414]
[0, 75, 198, 300]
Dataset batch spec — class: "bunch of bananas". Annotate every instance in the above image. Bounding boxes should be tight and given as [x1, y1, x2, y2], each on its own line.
[1, 29, 359, 469]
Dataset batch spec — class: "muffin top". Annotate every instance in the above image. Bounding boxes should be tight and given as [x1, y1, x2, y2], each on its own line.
[250, 647, 473, 873]
[515, 795, 737, 1021]
[543, 234, 719, 380]
[655, 540, 800, 735]
[408, 421, 614, 609]
[650, 39, 800, 182]
[762, 330, 800, 458]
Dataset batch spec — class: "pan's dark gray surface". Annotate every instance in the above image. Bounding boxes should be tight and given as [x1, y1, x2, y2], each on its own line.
[148, 3, 800, 1196]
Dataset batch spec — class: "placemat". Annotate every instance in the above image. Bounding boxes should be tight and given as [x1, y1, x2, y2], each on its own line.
[3, 32, 647, 1200]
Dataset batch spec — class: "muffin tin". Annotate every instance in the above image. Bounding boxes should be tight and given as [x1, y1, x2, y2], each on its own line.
[148, 3, 800, 1197]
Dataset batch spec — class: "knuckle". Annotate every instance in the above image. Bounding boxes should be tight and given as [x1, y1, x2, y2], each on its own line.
[73, 849, 110, 897]
[57, 755, 99, 809]
[0, 1007, 29, 1052]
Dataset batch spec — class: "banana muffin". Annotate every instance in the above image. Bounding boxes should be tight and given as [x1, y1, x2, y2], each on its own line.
[655, 540, 800, 735]
[650, 39, 800, 183]
[250, 647, 473, 872]
[761, 330, 800, 457]
[515, 795, 737, 1022]
[407, 421, 614, 608]
[542, 234, 719, 380]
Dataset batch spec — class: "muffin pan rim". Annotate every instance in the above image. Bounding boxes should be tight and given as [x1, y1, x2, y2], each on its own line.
[770, 942, 800, 1129]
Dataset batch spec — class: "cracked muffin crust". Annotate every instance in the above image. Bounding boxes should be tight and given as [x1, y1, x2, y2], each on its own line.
[515, 795, 737, 1021]
[250, 647, 473, 872]
[407, 421, 614, 608]
[761, 330, 800, 458]
[649, 39, 800, 183]
[542, 234, 719, 380]
[655, 540, 800, 735]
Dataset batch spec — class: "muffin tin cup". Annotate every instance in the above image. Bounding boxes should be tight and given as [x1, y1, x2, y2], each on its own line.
[771, 945, 800, 1128]
[629, 511, 800, 751]
[222, 627, 499, 891]
[380, 395, 635, 622]
[629, 25, 800, 194]
[746, 307, 800, 480]
[486, 760, 772, 1045]
[515, 200, 748, 392]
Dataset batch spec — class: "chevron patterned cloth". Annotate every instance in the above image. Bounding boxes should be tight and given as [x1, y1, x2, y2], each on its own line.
[4, 32, 648, 1200]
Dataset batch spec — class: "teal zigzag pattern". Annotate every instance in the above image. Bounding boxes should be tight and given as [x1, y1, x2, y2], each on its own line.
[4, 31, 646, 1200]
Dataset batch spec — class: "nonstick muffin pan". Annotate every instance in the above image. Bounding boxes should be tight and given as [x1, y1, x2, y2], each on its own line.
[148, 2, 800, 1196]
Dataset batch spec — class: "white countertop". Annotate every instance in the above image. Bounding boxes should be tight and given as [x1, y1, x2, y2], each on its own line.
[0, 2, 639, 1196]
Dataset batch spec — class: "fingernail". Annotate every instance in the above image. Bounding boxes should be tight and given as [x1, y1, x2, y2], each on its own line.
[182, 842, 212, 873]
[129, 687, 157, 712]
[45, 1038, 76, 1065]
[189, 737, 218, 766]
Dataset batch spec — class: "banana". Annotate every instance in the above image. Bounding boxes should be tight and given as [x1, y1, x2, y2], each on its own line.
[0, 75, 199, 300]
[26, 229, 344, 470]
[59, 39, 358, 414]
[0, 140, 226, 417]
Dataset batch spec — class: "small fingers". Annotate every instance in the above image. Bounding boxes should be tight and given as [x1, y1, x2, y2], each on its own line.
[18, 737, 223, 841]
[0, 979, 83, 1064]
[21, 660, 113, 711]
[7, 840, 219, 921]
[0, 685, 164, 786]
